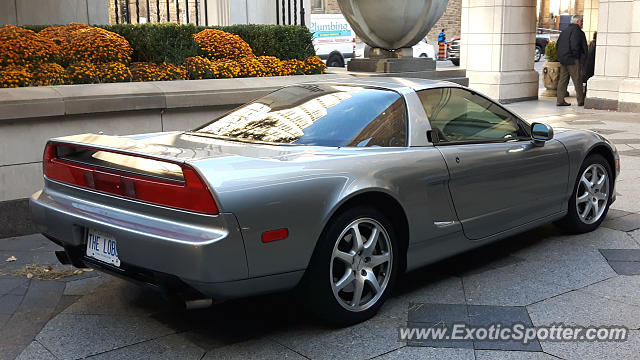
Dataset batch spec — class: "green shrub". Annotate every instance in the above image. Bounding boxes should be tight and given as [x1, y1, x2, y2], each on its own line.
[545, 41, 558, 62]
[20, 24, 51, 33]
[98, 23, 200, 64]
[207, 25, 315, 60]
[20, 23, 316, 65]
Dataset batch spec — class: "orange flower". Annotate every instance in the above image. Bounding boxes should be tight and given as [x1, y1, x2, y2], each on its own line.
[193, 29, 254, 61]
[67, 27, 132, 64]
[0, 25, 59, 67]
[64, 62, 99, 84]
[303, 56, 326, 75]
[32, 63, 65, 86]
[39, 23, 90, 64]
[0, 65, 33, 87]
[130, 62, 187, 82]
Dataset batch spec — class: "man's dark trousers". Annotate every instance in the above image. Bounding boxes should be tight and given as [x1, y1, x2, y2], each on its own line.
[557, 59, 585, 104]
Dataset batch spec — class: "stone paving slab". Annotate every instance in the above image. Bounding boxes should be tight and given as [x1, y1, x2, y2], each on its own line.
[36, 314, 176, 359]
[15, 341, 57, 360]
[527, 290, 640, 328]
[601, 214, 640, 232]
[0, 280, 65, 360]
[269, 319, 404, 360]
[462, 265, 567, 306]
[606, 261, 640, 275]
[0, 277, 27, 295]
[475, 350, 558, 360]
[376, 346, 475, 360]
[86, 333, 205, 360]
[202, 338, 306, 360]
[578, 275, 640, 307]
[539, 330, 640, 360]
[63, 275, 109, 296]
[599, 248, 640, 262]
[467, 305, 541, 352]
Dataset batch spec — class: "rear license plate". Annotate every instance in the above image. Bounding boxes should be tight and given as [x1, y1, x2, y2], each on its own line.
[86, 229, 120, 267]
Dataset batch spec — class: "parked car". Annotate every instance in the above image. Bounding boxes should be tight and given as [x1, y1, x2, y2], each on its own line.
[535, 33, 550, 62]
[448, 34, 549, 65]
[31, 78, 619, 325]
[311, 14, 356, 67]
[449, 36, 460, 66]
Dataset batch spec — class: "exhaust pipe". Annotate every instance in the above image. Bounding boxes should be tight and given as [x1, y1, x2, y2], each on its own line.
[55, 250, 72, 265]
[184, 298, 214, 310]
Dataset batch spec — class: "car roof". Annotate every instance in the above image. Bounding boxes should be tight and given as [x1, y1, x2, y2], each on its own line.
[304, 77, 463, 93]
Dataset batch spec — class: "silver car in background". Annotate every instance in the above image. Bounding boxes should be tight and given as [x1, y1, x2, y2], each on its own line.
[30, 78, 619, 325]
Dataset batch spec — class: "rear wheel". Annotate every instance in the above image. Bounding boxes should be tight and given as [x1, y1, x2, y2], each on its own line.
[450, 58, 460, 66]
[557, 154, 612, 233]
[326, 54, 345, 67]
[303, 206, 398, 325]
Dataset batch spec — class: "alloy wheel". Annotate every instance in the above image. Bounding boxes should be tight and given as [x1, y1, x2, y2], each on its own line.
[576, 163, 609, 224]
[329, 218, 393, 312]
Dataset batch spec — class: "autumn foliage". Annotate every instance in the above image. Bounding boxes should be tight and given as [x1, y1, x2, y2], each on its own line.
[1, 24, 325, 88]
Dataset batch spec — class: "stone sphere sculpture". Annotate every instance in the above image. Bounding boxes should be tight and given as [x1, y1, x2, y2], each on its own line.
[337, 0, 449, 51]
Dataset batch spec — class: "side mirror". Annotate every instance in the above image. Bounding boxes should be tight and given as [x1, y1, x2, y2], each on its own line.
[531, 122, 553, 146]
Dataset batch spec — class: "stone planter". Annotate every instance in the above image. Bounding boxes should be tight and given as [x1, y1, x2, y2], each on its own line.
[542, 61, 561, 97]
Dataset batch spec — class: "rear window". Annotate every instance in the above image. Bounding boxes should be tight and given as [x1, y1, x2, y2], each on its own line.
[194, 84, 407, 147]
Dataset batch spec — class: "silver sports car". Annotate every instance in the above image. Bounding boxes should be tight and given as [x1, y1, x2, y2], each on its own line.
[30, 78, 619, 324]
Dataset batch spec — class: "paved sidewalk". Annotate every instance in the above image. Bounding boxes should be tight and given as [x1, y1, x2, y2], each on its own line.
[1, 99, 640, 360]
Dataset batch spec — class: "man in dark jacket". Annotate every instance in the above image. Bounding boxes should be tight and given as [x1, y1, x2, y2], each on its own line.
[556, 15, 588, 106]
[583, 32, 597, 94]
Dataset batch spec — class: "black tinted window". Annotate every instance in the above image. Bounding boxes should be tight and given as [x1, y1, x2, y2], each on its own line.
[195, 84, 407, 147]
[418, 87, 525, 143]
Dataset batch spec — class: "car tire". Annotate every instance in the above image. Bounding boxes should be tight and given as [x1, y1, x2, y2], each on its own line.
[535, 46, 543, 62]
[326, 54, 345, 67]
[450, 58, 460, 66]
[302, 206, 399, 326]
[556, 154, 613, 234]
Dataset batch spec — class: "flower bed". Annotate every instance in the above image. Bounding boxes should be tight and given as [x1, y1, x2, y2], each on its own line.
[0, 24, 325, 88]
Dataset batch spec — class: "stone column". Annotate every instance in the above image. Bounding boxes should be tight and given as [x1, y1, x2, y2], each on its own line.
[461, 0, 539, 103]
[205, 0, 230, 26]
[538, 0, 552, 29]
[585, 0, 640, 112]
[575, 0, 585, 15]
[582, 0, 599, 42]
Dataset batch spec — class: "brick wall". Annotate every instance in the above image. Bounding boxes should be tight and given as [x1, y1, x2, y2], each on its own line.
[315, 0, 461, 42]
[427, 0, 461, 42]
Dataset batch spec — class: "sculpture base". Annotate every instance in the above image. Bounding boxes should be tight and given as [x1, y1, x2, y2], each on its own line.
[347, 57, 436, 73]
[345, 68, 469, 86]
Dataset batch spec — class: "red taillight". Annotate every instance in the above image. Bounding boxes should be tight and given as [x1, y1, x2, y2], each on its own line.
[261, 228, 289, 243]
[43, 142, 219, 214]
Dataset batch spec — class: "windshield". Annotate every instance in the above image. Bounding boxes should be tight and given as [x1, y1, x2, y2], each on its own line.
[194, 84, 407, 147]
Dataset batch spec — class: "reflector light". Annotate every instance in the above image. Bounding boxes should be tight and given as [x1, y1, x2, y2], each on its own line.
[261, 228, 289, 243]
[43, 142, 219, 214]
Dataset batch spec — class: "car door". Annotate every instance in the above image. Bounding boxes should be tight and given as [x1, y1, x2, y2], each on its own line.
[417, 87, 569, 240]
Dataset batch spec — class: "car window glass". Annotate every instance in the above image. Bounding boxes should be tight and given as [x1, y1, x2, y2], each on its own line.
[417, 88, 525, 143]
[196, 84, 407, 147]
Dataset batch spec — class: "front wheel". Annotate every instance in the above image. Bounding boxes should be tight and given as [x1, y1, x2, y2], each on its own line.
[535, 46, 543, 62]
[450, 58, 460, 66]
[556, 154, 612, 233]
[302, 207, 399, 325]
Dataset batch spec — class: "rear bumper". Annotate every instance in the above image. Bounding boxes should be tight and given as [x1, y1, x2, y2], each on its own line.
[29, 182, 272, 298]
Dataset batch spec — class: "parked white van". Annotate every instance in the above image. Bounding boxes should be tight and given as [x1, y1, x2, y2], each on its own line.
[310, 14, 356, 67]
